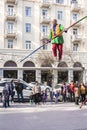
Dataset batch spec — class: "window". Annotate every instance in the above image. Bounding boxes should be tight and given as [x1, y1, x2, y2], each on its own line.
[72, 13, 78, 21]
[42, 9, 48, 17]
[7, 22, 14, 33]
[73, 28, 78, 35]
[25, 7, 31, 17]
[25, 23, 31, 32]
[42, 25, 48, 35]
[42, 0, 49, 3]
[56, 0, 64, 4]
[73, 43, 78, 51]
[71, 0, 77, 4]
[25, 41, 32, 49]
[8, 40, 13, 48]
[8, 5, 14, 15]
[58, 11, 63, 20]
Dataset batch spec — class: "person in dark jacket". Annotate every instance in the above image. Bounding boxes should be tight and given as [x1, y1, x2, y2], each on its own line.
[10, 80, 15, 103]
[15, 80, 24, 103]
[2, 83, 9, 108]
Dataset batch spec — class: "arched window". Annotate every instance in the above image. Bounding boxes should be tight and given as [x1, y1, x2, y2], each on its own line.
[73, 62, 82, 67]
[23, 61, 35, 67]
[4, 61, 17, 67]
[58, 62, 68, 67]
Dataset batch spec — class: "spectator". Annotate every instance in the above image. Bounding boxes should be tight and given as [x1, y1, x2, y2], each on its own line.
[50, 90, 54, 102]
[69, 81, 75, 102]
[41, 90, 47, 104]
[2, 83, 9, 108]
[55, 90, 60, 103]
[10, 80, 15, 103]
[74, 83, 80, 105]
[15, 80, 24, 103]
[62, 82, 67, 102]
[33, 81, 41, 104]
[80, 82, 86, 103]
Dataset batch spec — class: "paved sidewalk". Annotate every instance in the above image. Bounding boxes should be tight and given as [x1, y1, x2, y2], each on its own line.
[0, 102, 86, 114]
[0, 102, 87, 130]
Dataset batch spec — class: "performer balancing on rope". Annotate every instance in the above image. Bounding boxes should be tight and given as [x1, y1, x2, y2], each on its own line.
[44, 19, 67, 62]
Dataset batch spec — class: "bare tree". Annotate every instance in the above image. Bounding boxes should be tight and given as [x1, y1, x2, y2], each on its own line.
[36, 50, 55, 66]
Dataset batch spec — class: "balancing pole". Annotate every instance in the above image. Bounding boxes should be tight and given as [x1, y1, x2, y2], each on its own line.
[18, 16, 87, 62]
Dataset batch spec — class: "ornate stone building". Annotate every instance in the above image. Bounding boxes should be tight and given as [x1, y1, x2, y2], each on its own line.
[0, 0, 87, 85]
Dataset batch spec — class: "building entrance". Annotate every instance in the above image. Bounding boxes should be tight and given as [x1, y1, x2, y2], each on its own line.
[73, 71, 83, 83]
[41, 70, 52, 86]
[58, 71, 68, 83]
[23, 70, 36, 83]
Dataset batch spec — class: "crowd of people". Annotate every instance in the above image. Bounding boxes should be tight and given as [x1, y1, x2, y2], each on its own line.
[1, 80, 87, 108]
[2, 80, 24, 108]
[29, 81, 87, 106]
[54, 81, 87, 105]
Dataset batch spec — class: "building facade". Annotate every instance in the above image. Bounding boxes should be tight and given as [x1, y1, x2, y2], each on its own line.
[0, 0, 87, 85]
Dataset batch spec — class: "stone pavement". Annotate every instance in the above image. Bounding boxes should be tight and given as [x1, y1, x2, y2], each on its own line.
[0, 102, 87, 114]
[0, 102, 87, 130]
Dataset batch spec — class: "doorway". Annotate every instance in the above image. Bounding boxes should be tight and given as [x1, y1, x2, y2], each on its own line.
[41, 70, 52, 86]
[23, 70, 36, 83]
[58, 71, 68, 83]
[73, 71, 83, 83]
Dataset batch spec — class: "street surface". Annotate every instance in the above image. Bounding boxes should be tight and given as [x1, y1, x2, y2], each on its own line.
[0, 103, 87, 130]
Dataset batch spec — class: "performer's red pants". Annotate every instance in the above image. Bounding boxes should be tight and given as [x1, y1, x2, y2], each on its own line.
[52, 44, 63, 60]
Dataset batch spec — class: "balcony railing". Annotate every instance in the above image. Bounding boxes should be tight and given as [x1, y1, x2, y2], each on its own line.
[5, 30, 17, 39]
[5, 12, 17, 21]
[41, 32, 49, 40]
[71, 3, 83, 12]
[72, 34, 82, 42]
[5, 0, 17, 4]
[40, 16, 50, 24]
[40, 0, 51, 8]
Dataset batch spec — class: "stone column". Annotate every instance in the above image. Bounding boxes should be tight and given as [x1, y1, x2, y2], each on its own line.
[52, 69, 58, 88]
[18, 69, 23, 79]
[0, 69, 3, 79]
[68, 69, 73, 83]
[36, 69, 41, 83]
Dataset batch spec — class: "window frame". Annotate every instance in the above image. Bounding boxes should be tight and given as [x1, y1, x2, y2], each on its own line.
[7, 39, 13, 48]
[72, 13, 78, 21]
[25, 6, 31, 17]
[56, 0, 64, 4]
[73, 43, 78, 52]
[25, 23, 31, 33]
[58, 11, 63, 20]
[25, 41, 32, 50]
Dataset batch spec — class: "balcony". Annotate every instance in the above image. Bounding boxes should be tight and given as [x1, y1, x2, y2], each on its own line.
[40, 0, 51, 8]
[40, 16, 50, 24]
[5, 12, 17, 21]
[71, 19, 81, 27]
[5, 30, 17, 39]
[41, 32, 49, 40]
[71, 3, 83, 12]
[72, 34, 82, 42]
[5, 0, 17, 4]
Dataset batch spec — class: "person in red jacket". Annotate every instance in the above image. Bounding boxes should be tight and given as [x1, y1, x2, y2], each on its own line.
[69, 81, 75, 102]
